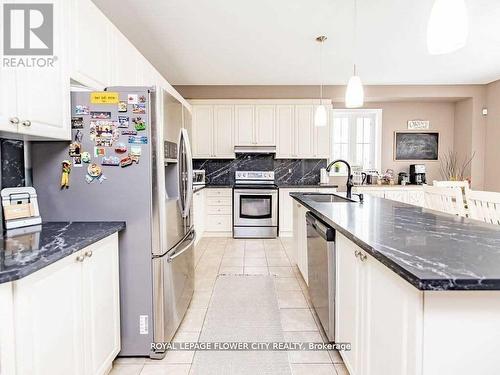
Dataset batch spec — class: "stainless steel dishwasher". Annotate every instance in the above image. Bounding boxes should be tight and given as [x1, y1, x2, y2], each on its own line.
[306, 211, 336, 342]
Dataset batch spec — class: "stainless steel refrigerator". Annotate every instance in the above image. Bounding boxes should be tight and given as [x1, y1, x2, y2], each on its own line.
[31, 87, 195, 358]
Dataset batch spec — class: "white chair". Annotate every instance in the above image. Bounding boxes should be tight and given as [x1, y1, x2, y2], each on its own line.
[433, 180, 470, 194]
[465, 190, 500, 225]
[423, 185, 466, 217]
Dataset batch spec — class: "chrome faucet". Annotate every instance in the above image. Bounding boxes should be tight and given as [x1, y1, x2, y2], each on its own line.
[325, 159, 353, 199]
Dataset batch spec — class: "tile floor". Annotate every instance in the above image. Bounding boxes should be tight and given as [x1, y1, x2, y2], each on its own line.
[110, 237, 348, 375]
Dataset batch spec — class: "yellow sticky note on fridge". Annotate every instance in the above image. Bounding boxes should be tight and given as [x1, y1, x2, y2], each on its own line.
[90, 92, 119, 104]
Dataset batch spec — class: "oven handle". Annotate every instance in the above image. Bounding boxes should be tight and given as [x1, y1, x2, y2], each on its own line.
[234, 189, 278, 195]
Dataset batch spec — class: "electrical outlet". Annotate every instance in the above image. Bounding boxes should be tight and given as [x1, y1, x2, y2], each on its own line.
[139, 315, 149, 335]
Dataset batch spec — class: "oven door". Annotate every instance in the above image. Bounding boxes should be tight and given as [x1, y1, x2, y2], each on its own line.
[233, 189, 278, 227]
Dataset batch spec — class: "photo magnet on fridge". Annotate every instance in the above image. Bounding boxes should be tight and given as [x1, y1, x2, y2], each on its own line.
[73, 156, 83, 168]
[81, 152, 91, 163]
[90, 111, 112, 120]
[130, 145, 142, 156]
[127, 94, 138, 104]
[118, 116, 129, 128]
[121, 130, 137, 136]
[75, 105, 89, 115]
[71, 117, 84, 129]
[132, 104, 146, 114]
[128, 136, 148, 144]
[102, 156, 120, 166]
[118, 101, 128, 112]
[133, 117, 146, 131]
[115, 143, 128, 154]
[139, 95, 147, 103]
[94, 147, 106, 157]
[69, 142, 82, 157]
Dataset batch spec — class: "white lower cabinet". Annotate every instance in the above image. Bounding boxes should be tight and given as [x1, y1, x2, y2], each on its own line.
[203, 188, 233, 236]
[11, 234, 120, 375]
[193, 189, 206, 242]
[353, 186, 424, 206]
[336, 233, 423, 375]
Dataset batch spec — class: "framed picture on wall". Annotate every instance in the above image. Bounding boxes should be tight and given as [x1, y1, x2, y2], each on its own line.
[394, 132, 439, 161]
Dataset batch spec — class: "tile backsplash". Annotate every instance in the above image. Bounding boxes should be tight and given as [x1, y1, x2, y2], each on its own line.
[193, 154, 327, 186]
[1, 139, 25, 188]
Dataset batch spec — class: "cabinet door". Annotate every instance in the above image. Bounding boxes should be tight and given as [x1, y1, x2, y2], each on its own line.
[213, 105, 235, 158]
[235, 105, 255, 145]
[279, 189, 294, 235]
[407, 191, 424, 207]
[193, 190, 205, 241]
[276, 105, 295, 158]
[336, 234, 362, 375]
[362, 252, 423, 375]
[110, 28, 140, 86]
[14, 252, 85, 375]
[192, 105, 213, 158]
[16, 0, 71, 140]
[71, 0, 111, 89]
[314, 105, 330, 158]
[295, 105, 314, 158]
[255, 105, 276, 145]
[83, 234, 120, 375]
[0, 70, 18, 133]
[293, 203, 308, 284]
[384, 190, 409, 203]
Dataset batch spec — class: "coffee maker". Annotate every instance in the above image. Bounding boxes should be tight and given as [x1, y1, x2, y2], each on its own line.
[409, 164, 427, 185]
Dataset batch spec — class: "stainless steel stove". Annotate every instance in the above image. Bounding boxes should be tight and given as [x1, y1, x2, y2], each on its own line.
[233, 171, 278, 238]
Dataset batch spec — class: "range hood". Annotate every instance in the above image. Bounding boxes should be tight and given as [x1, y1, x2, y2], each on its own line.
[234, 145, 276, 154]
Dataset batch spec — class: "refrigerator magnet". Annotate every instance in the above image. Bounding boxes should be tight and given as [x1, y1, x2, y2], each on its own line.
[102, 156, 120, 166]
[75, 105, 89, 115]
[139, 95, 147, 103]
[118, 101, 128, 112]
[115, 143, 128, 154]
[60, 160, 71, 189]
[73, 156, 83, 168]
[94, 147, 106, 157]
[69, 142, 81, 157]
[128, 136, 148, 144]
[133, 117, 146, 131]
[132, 104, 146, 114]
[118, 116, 129, 128]
[121, 130, 137, 136]
[81, 152, 91, 163]
[74, 129, 83, 143]
[120, 156, 133, 167]
[90, 111, 111, 120]
[87, 163, 102, 177]
[130, 155, 140, 165]
[130, 145, 141, 156]
[71, 117, 84, 129]
[127, 94, 138, 104]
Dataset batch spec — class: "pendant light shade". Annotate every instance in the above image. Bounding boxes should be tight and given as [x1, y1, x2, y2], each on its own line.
[345, 73, 364, 108]
[427, 0, 468, 55]
[314, 105, 328, 127]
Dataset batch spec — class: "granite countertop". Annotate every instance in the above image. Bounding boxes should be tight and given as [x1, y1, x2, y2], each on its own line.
[278, 184, 339, 189]
[291, 193, 500, 291]
[0, 222, 125, 284]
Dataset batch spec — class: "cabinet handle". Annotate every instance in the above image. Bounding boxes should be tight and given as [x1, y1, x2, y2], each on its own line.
[354, 250, 361, 258]
[85, 250, 93, 258]
[21, 120, 31, 127]
[9, 117, 20, 125]
[76, 254, 85, 262]
[359, 252, 367, 261]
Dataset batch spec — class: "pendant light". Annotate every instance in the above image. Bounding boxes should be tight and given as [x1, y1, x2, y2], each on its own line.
[314, 36, 328, 127]
[345, 0, 364, 108]
[427, 0, 468, 55]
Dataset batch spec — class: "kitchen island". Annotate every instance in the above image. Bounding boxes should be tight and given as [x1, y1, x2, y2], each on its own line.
[291, 193, 500, 375]
[0, 221, 125, 375]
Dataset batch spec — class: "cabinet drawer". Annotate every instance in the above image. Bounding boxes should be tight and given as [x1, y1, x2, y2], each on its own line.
[206, 189, 232, 197]
[205, 215, 232, 232]
[207, 205, 232, 215]
[207, 197, 232, 206]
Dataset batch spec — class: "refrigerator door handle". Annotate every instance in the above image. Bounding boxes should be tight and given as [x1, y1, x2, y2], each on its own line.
[180, 128, 194, 218]
[167, 230, 196, 263]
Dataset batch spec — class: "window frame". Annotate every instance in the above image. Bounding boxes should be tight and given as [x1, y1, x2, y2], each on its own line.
[329, 109, 383, 176]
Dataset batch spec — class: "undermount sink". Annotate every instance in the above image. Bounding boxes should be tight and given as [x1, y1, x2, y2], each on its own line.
[303, 193, 355, 203]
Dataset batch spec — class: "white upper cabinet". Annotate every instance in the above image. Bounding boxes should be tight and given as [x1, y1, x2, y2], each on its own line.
[213, 105, 235, 158]
[235, 105, 255, 145]
[71, 0, 111, 89]
[295, 105, 314, 158]
[276, 105, 295, 158]
[313, 105, 330, 158]
[255, 105, 276, 146]
[192, 105, 213, 158]
[110, 28, 140, 86]
[0, 70, 18, 134]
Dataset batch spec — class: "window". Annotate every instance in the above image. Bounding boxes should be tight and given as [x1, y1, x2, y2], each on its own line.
[330, 109, 382, 175]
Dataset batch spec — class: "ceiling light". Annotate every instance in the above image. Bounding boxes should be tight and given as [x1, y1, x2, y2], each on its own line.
[314, 36, 328, 127]
[345, 0, 364, 108]
[427, 0, 468, 55]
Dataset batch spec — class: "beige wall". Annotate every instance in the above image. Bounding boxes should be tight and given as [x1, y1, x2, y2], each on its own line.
[176, 84, 488, 188]
[485, 80, 500, 191]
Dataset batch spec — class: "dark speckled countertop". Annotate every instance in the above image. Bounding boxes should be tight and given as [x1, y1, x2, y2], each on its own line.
[194, 184, 338, 191]
[0, 222, 125, 284]
[291, 193, 500, 291]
